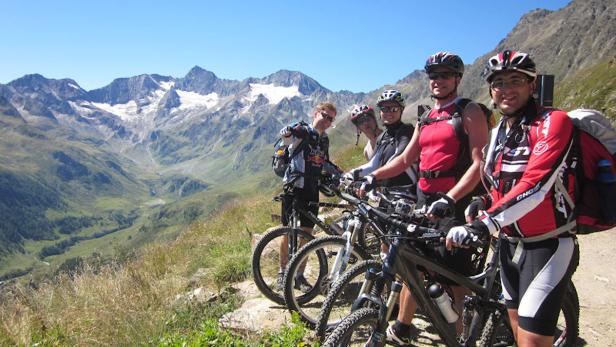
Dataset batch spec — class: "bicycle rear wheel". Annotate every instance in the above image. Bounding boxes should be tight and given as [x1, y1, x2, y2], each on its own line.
[478, 288, 579, 347]
[283, 235, 370, 328]
[251, 226, 314, 305]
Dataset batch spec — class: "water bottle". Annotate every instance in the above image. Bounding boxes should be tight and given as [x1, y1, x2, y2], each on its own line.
[597, 159, 616, 224]
[428, 283, 459, 324]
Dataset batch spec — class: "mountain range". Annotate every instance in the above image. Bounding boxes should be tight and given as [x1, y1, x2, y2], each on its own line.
[1, 0, 615, 278]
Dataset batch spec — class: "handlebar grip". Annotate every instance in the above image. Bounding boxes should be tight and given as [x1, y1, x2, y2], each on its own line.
[463, 233, 487, 249]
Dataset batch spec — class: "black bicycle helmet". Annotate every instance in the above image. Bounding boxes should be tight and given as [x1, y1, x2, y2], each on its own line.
[377, 89, 405, 107]
[424, 51, 465, 76]
[484, 50, 537, 82]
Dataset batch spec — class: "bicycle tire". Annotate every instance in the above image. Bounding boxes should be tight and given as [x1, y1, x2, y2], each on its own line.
[283, 235, 371, 328]
[477, 310, 509, 347]
[316, 259, 382, 339]
[477, 288, 579, 347]
[566, 281, 580, 320]
[356, 222, 382, 256]
[322, 307, 380, 347]
[554, 288, 579, 347]
[251, 226, 314, 305]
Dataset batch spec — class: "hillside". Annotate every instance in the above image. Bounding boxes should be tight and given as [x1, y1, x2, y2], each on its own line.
[555, 55, 616, 118]
[0, 0, 616, 336]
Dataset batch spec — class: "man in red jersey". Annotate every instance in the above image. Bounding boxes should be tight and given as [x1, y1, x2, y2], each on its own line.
[362, 52, 489, 344]
[447, 50, 580, 347]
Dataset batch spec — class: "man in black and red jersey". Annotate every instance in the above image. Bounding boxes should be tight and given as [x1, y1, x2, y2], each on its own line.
[361, 52, 489, 344]
[277, 102, 337, 292]
[446, 50, 579, 347]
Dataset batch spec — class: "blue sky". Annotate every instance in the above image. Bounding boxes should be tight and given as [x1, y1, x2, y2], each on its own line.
[0, 0, 570, 93]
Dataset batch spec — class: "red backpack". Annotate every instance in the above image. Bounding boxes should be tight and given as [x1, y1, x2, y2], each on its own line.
[567, 109, 616, 234]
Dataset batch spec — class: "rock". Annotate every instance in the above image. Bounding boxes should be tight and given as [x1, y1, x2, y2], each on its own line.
[188, 267, 213, 287]
[229, 279, 262, 300]
[174, 286, 218, 306]
[219, 297, 292, 335]
[251, 227, 281, 254]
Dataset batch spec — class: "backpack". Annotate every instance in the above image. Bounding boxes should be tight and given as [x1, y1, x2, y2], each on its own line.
[565, 109, 616, 234]
[417, 98, 494, 194]
[272, 121, 308, 178]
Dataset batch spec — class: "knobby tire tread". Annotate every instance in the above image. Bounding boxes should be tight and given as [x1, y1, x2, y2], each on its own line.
[251, 226, 314, 305]
[322, 307, 380, 347]
[283, 235, 370, 328]
[315, 259, 381, 339]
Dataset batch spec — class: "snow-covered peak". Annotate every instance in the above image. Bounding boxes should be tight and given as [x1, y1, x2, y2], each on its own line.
[176, 90, 219, 110]
[245, 83, 301, 105]
[159, 80, 175, 91]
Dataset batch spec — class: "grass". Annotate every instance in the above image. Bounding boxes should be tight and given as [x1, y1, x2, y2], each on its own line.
[0, 193, 318, 346]
[554, 55, 616, 120]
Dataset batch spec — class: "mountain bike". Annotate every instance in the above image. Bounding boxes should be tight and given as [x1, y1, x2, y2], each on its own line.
[282, 184, 417, 327]
[322, 193, 579, 347]
[251, 189, 348, 305]
[312, 187, 420, 338]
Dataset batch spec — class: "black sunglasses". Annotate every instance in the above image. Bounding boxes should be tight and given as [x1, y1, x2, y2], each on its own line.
[428, 72, 457, 80]
[320, 112, 335, 122]
[379, 106, 402, 113]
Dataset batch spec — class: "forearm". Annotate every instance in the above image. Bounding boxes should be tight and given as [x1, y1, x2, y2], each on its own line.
[354, 154, 380, 177]
[446, 161, 481, 201]
[372, 154, 408, 180]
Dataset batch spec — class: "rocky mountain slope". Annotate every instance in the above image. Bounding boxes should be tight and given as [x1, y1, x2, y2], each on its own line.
[1, 0, 614, 276]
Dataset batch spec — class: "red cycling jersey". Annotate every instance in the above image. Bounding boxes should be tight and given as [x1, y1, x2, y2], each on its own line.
[480, 104, 577, 239]
[418, 100, 463, 193]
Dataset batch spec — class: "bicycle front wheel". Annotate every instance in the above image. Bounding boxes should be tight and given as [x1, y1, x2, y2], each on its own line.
[251, 226, 314, 305]
[315, 259, 382, 339]
[283, 235, 370, 328]
[322, 307, 380, 347]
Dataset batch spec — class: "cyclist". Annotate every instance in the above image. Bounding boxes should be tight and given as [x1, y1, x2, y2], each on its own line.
[345, 93, 416, 191]
[446, 50, 581, 347]
[360, 52, 489, 344]
[277, 102, 337, 292]
[349, 104, 383, 160]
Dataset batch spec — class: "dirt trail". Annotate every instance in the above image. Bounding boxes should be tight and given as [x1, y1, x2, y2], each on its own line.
[234, 231, 615, 345]
[572, 232, 616, 346]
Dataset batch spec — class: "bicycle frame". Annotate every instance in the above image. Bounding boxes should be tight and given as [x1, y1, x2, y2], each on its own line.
[340, 192, 505, 347]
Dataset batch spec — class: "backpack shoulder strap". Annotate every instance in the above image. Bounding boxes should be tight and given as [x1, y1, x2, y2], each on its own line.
[451, 98, 471, 142]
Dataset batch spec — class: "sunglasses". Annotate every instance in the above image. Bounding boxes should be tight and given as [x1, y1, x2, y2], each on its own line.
[379, 106, 402, 113]
[320, 112, 335, 122]
[428, 72, 456, 80]
[490, 78, 528, 91]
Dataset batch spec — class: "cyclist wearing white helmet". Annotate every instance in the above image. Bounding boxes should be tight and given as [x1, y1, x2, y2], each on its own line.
[345, 90, 416, 191]
[361, 52, 489, 344]
[349, 104, 383, 160]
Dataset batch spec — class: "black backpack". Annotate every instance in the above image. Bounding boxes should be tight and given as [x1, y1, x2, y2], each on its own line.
[272, 121, 309, 178]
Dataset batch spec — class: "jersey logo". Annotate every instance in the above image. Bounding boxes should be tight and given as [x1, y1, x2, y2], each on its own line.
[504, 146, 530, 157]
[533, 141, 549, 155]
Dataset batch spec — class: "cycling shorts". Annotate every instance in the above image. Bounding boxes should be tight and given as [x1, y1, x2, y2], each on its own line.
[499, 236, 579, 336]
[281, 187, 319, 229]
